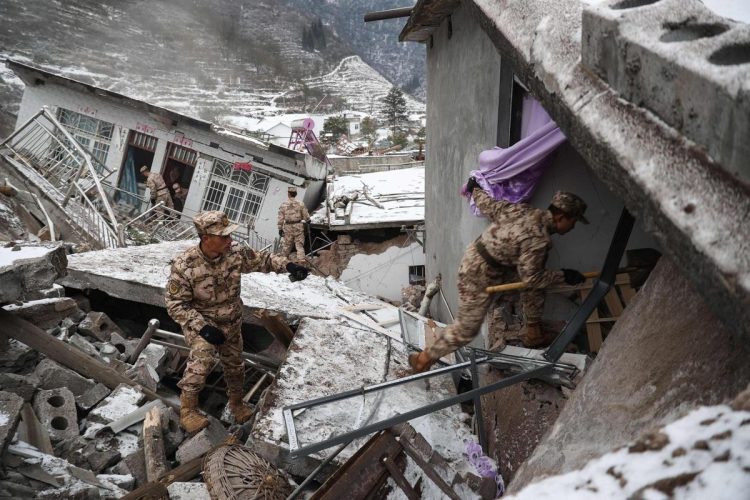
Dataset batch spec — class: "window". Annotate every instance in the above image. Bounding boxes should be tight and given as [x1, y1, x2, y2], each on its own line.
[57, 108, 114, 165]
[409, 265, 426, 285]
[201, 159, 270, 226]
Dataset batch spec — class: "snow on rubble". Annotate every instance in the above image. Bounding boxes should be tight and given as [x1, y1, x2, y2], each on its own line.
[61, 240, 398, 323]
[506, 401, 750, 499]
[250, 317, 487, 497]
[311, 166, 424, 227]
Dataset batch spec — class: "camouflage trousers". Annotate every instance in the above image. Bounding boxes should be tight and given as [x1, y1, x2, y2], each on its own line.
[427, 244, 544, 360]
[153, 190, 174, 217]
[282, 223, 305, 261]
[177, 321, 245, 395]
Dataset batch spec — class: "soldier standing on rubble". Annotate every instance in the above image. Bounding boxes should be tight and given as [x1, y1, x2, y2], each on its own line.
[277, 186, 310, 262]
[409, 178, 588, 373]
[165, 211, 310, 433]
[140, 166, 174, 213]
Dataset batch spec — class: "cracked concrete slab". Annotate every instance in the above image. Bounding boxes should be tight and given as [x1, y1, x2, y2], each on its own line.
[61, 240, 400, 326]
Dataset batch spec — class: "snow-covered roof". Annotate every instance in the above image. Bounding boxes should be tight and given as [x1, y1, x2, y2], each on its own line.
[7, 59, 213, 132]
[310, 166, 425, 230]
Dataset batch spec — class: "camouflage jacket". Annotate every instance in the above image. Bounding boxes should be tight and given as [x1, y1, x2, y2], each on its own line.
[277, 199, 310, 229]
[146, 172, 168, 200]
[165, 242, 288, 333]
[474, 189, 564, 289]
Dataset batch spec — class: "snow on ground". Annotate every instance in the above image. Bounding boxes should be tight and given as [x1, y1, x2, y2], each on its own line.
[0, 244, 58, 268]
[506, 403, 750, 499]
[310, 166, 424, 227]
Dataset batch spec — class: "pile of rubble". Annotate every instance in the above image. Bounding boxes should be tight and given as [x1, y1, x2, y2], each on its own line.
[0, 298, 236, 498]
[1, 240, 504, 499]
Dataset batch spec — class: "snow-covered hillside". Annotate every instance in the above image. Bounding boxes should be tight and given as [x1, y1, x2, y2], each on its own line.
[304, 56, 424, 116]
[0, 0, 424, 136]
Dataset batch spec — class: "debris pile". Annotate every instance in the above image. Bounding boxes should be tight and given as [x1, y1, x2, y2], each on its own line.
[0, 300, 225, 497]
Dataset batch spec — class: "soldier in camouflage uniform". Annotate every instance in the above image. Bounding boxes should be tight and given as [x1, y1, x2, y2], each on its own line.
[278, 186, 310, 262]
[165, 211, 309, 432]
[410, 178, 588, 373]
[140, 166, 173, 213]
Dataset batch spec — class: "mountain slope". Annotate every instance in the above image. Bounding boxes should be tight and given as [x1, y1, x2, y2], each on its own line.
[0, 0, 424, 136]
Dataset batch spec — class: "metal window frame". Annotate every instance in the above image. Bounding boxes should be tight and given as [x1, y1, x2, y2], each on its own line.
[283, 207, 635, 458]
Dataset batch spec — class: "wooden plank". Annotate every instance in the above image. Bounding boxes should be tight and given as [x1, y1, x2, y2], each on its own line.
[382, 456, 420, 500]
[0, 310, 178, 410]
[580, 288, 603, 353]
[620, 284, 637, 306]
[143, 406, 168, 482]
[121, 436, 237, 500]
[312, 431, 403, 500]
[604, 288, 625, 317]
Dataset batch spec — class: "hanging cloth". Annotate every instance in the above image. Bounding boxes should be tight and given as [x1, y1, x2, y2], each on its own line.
[466, 96, 566, 216]
[117, 149, 139, 206]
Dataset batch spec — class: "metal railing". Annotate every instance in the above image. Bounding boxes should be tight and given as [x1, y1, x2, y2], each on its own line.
[119, 202, 196, 245]
[0, 107, 122, 248]
[3, 178, 56, 241]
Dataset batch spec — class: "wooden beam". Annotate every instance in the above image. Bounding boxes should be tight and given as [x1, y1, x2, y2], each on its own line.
[143, 406, 168, 482]
[0, 310, 178, 410]
[120, 436, 237, 500]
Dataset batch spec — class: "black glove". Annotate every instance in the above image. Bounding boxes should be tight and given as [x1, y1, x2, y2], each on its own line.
[199, 325, 225, 345]
[150, 198, 156, 206]
[562, 268, 585, 285]
[278, 229, 284, 237]
[286, 262, 310, 282]
[466, 177, 479, 194]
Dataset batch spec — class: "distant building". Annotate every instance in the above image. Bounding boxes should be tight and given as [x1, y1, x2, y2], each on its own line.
[309, 166, 426, 302]
[6, 60, 327, 244]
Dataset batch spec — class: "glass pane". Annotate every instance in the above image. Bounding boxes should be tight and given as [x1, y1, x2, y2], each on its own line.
[230, 168, 251, 186]
[224, 187, 245, 222]
[98, 122, 114, 139]
[250, 171, 270, 193]
[213, 159, 232, 180]
[202, 180, 226, 211]
[78, 116, 97, 134]
[241, 191, 263, 219]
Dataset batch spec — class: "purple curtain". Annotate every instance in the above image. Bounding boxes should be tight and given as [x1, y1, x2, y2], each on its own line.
[465, 96, 566, 216]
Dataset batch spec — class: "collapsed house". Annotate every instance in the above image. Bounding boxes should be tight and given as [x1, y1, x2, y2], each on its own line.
[0, 0, 748, 497]
[310, 166, 426, 303]
[0, 240, 519, 498]
[0, 60, 326, 249]
[390, 0, 750, 494]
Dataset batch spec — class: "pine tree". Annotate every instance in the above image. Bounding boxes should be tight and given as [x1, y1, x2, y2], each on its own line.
[381, 87, 408, 137]
[322, 116, 348, 145]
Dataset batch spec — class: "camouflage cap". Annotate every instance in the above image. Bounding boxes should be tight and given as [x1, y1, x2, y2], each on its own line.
[287, 186, 297, 193]
[193, 211, 238, 236]
[139, 165, 148, 173]
[550, 191, 589, 224]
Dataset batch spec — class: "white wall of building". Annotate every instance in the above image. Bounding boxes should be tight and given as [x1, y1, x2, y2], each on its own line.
[16, 82, 323, 243]
[339, 241, 425, 302]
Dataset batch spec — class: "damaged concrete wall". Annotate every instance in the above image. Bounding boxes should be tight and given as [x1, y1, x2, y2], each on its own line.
[425, 2, 501, 324]
[508, 257, 750, 492]
[424, 5, 658, 328]
[333, 235, 425, 302]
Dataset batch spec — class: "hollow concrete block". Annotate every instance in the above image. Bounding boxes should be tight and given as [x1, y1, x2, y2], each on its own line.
[32, 387, 79, 443]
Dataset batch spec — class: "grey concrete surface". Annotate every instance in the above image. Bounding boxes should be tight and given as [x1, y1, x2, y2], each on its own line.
[462, 0, 750, 343]
[175, 417, 228, 464]
[0, 242, 67, 304]
[424, 2, 502, 324]
[583, 0, 750, 184]
[0, 391, 24, 455]
[508, 257, 750, 491]
[34, 359, 96, 397]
